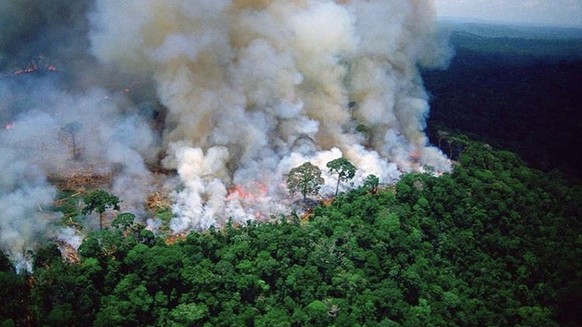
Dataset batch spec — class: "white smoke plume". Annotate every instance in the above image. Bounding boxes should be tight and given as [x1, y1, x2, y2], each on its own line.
[0, 80, 158, 269]
[89, 0, 452, 231]
[1, 0, 452, 264]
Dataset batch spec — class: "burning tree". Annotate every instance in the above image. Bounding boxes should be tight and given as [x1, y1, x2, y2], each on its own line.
[287, 162, 324, 202]
[82, 190, 120, 230]
[326, 157, 356, 196]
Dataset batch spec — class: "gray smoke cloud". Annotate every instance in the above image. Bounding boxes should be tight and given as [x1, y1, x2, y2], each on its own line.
[89, 0, 453, 230]
[0, 78, 158, 269]
[1, 0, 452, 266]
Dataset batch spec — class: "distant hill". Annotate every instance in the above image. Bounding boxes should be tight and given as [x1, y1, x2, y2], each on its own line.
[424, 22, 582, 179]
[435, 21, 582, 63]
[438, 19, 582, 40]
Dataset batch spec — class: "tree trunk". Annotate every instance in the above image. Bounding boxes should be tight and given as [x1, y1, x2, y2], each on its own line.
[72, 135, 80, 160]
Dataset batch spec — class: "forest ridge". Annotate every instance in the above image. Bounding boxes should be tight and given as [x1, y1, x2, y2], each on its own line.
[1, 138, 580, 326]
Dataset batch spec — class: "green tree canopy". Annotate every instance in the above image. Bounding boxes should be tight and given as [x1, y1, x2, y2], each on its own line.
[326, 157, 356, 196]
[82, 190, 121, 230]
[287, 162, 324, 202]
[1, 136, 580, 327]
[363, 174, 379, 194]
[111, 213, 136, 232]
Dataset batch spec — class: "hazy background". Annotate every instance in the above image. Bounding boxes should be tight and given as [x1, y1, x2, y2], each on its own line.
[435, 0, 582, 27]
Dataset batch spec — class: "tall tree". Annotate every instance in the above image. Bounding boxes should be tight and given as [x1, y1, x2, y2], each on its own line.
[287, 162, 324, 202]
[326, 157, 356, 196]
[82, 190, 120, 230]
[62, 122, 82, 160]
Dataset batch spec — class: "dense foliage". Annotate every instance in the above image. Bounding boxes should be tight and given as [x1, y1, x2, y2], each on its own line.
[423, 29, 582, 178]
[1, 140, 580, 327]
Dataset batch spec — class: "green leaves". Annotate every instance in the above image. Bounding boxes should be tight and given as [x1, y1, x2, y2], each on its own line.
[111, 213, 136, 231]
[287, 162, 325, 202]
[167, 303, 209, 325]
[327, 157, 356, 196]
[363, 174, 380, 194]
[82, 190, 120, 216]
[2, 137, 580, 326]
[82, 190, 121, 230]
[327, 158, 356, 181]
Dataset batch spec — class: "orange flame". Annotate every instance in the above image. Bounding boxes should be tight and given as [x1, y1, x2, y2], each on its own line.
[12, 61, 57, 75]
[227, 182, 270, 220]
[227, 181, 267, 200]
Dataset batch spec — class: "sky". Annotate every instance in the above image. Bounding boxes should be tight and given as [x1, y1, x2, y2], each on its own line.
[434, 0, 582, 27]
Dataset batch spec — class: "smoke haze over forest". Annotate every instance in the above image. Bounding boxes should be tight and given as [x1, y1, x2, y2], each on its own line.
[0, 0, 452, 267]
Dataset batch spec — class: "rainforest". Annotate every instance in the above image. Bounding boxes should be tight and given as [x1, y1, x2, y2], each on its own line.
[1, 2, 582, 327]
[1, 135, 581, 326]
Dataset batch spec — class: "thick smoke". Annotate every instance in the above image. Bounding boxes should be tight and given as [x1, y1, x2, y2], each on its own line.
[0, 1, 161, 268]
[89, 0, 452, 230]
[0, 78, 158, 269]
[1, 0, 452, 265]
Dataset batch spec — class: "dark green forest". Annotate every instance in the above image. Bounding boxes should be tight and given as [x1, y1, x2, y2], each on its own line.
[2, 25, 582, 327]
[1, 138, 581, 326]
[424, 25, 582, 179]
